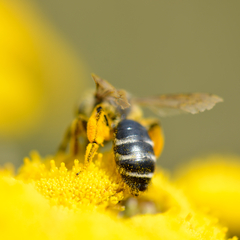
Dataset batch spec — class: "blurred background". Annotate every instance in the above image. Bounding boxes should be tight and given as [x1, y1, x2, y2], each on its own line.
[1, 0, 240, 170]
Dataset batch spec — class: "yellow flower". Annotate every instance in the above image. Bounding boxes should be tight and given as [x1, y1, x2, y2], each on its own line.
[0, 152, 236, 240]
[17, 152, 125, 210]
[0, 2, 238, 239]
[174, 155, 240, 237]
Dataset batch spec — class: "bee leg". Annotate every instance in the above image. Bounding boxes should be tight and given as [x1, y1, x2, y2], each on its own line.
[57, 124, 72, 153]
[57, 114, 88, 156]
[82, 104, 111, 169]
[83, 143, 99, 166]
[142, 120, 164, 158]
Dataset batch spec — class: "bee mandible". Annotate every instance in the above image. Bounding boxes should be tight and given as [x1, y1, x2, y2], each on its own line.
[58, 74, 223, 196]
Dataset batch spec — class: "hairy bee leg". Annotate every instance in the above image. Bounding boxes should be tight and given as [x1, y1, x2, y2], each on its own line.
[57, 115, 87, 156]
[57, 125, 72, 153]
[87, 105, 111, 144]
[84, 143, 99, 166]
[148, 122, 164, 158]
[141, 119, 164, 158]
[76, 143, 99, 175]
[69, 118, 82, 155]
[79, 105, 111, 172]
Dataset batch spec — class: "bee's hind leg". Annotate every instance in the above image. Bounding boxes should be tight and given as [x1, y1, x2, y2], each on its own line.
[141, 119, 165, 158]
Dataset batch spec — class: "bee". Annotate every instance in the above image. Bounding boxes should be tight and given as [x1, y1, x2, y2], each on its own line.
[58, 74, 223, 196]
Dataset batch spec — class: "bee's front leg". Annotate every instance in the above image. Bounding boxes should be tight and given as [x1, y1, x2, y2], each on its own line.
[82, 105, 111, 169]
[57, 114, 88, 156]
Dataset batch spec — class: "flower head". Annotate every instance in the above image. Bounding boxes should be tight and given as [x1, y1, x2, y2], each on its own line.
[0, 151, 237, 240]
[17, 151, 124, 210]
[175, 155, 240, 237]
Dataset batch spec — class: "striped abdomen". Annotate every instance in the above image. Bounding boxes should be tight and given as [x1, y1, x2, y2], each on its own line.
[113, 119, 156, 195]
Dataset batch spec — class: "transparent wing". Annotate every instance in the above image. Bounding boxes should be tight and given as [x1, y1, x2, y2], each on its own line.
[91, 74, 130, 109]
[133, 93, 223, 117]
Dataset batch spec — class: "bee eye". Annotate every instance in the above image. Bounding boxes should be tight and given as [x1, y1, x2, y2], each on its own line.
[96, 106, 102, 113]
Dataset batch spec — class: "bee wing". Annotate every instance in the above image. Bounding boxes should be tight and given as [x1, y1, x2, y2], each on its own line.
[133, 93, 223, 117]
[91, 74, 130, 109]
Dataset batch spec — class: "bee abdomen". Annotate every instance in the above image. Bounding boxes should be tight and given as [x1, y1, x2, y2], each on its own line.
[113, 119, 155, 195]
